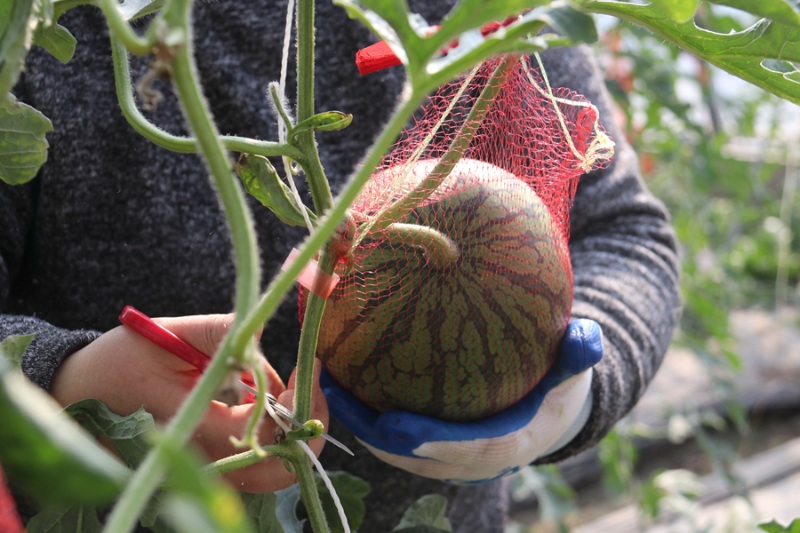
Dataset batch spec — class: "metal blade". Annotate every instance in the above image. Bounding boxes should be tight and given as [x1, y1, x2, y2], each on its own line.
[237, 382, 354, 456]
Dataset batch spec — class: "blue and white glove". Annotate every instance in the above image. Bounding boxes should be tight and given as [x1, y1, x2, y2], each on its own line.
[321, 319, 603, 484]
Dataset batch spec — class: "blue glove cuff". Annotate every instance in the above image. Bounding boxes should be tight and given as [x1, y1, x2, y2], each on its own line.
[321, 318, 603, 458]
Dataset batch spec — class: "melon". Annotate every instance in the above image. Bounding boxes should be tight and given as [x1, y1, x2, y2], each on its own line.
[317, 159, 572, 421]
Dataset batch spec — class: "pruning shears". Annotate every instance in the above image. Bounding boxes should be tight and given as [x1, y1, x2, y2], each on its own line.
[118, 305, 353, 456]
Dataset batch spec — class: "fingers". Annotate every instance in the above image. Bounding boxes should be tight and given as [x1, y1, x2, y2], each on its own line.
[197, 366, 329, 493]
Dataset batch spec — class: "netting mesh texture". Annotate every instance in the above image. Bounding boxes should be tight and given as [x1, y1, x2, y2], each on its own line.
[305, 55, 614, 421]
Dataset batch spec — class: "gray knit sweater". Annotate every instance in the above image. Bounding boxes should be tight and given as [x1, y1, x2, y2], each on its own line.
[3, 1, 680, 530]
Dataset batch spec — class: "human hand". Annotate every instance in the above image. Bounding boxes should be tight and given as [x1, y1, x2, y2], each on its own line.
[50, 314, 328, 493]
[321, 319, 602, 483]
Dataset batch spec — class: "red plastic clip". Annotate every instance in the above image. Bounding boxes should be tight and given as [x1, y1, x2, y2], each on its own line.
[355, 15, 521, 76]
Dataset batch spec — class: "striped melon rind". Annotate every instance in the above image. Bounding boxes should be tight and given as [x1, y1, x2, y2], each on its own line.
[318, 159, 572, 421]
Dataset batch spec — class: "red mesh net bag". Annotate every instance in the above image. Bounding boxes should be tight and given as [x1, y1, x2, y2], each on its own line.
[305, 54, 614, 421]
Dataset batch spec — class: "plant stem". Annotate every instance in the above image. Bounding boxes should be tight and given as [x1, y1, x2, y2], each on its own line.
[294, 0, 333, 214]
[294, 446, 329, 533]
[103, 0, 263, 528]
[98, 0, 152, 55]
[204, 445, 295, 476]
[382, 223, 460, 269]
[230, 91, 425, 364]
[109, 36, 305, 162]
[292, 251, 334, 422]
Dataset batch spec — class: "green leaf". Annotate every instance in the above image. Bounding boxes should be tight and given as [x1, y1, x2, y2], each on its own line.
[240, 486, 306, 533]
[392, 494, 452, 532]
[759, 519, 800, 533]
[0, 356, 130, 505]
[33, 20, 76, 64]
[0, 333, 34, 369]
[649, 0, 699, 23]
[235, 154, 316, 227]
[239, 493, 286, 533]
[27, 504, 104, 533]
[709, 0, 800, 27]
[0, 0, 36, 98]
[292, 111, 353, 138]
[64, 398, 157, 468]
[582, 0, 800, 105]
[0, 94, 52, 185]
[275, 485, 304, 533]
[315, 471, 370, 533]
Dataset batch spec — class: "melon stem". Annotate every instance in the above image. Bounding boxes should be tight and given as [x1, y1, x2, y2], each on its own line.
[382, 222, 460, 269]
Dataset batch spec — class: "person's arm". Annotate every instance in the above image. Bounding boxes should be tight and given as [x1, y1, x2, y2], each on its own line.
[1, 160, 328, 495]
[1, 174, 100, 390]
[534, 44, 681, 463]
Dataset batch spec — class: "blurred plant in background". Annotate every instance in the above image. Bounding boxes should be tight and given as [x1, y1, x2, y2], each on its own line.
[508, 4, 800, 531]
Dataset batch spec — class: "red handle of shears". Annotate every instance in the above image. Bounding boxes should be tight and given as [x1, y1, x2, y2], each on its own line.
[118, 305, 211, 372]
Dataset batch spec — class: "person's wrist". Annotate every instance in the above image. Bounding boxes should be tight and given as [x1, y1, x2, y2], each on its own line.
[49, 342, 93, 407]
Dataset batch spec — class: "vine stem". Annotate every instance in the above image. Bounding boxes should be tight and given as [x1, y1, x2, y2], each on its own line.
[295, 0, 332, 214]
[229, 91, 425, 371]
[102, 0, 263, 528]
[108, 35, 305, 162]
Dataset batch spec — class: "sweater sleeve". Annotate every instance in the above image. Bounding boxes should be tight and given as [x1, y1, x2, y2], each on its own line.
[0, 142, 99, 392]
[534, 45, 681, 462]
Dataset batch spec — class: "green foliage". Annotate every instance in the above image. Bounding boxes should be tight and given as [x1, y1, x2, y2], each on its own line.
[27, 505, 105, 533]
[392, 494, 452, 532]
[0, 94, 52, 185]
[292, 111, 353, 138]
[235, 154, 316, 227]
[760, 519, 800, 533]
[597, 428, 639, 496]
[334, 0, 596, 91]
[0, 356, 130, 506]
[3, 0, 800, 531]
[315, 472, 370, 533]
[509, 465, 576, 529]
[65, 399, 157, 469]
[583, 0, 800, 105]
[0, 0, 36, 98]
[33, 18, 77, 64]
[0, 333, 34, 369]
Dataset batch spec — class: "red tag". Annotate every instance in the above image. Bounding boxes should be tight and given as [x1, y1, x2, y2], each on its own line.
[355, 16, 521, 76]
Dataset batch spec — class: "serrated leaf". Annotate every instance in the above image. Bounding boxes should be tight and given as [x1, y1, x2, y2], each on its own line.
[0, 94, 52, 185]
[235, 154, 316, 227]
[27, 504, 104, 533]
[583, 0, 800, 105]
[759, 519, 800, 533]
[0, 356, 130, 505]
[0, 333, 34, 369]
[315, 471, 370, 533]
[33, 20, 76, 63]
[392, 494, 452, 532]
[65, 398, 156, 468]
[292, 111, 353, 137]
[0, 0, 36, 98]
[709, 0, 800, 27]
